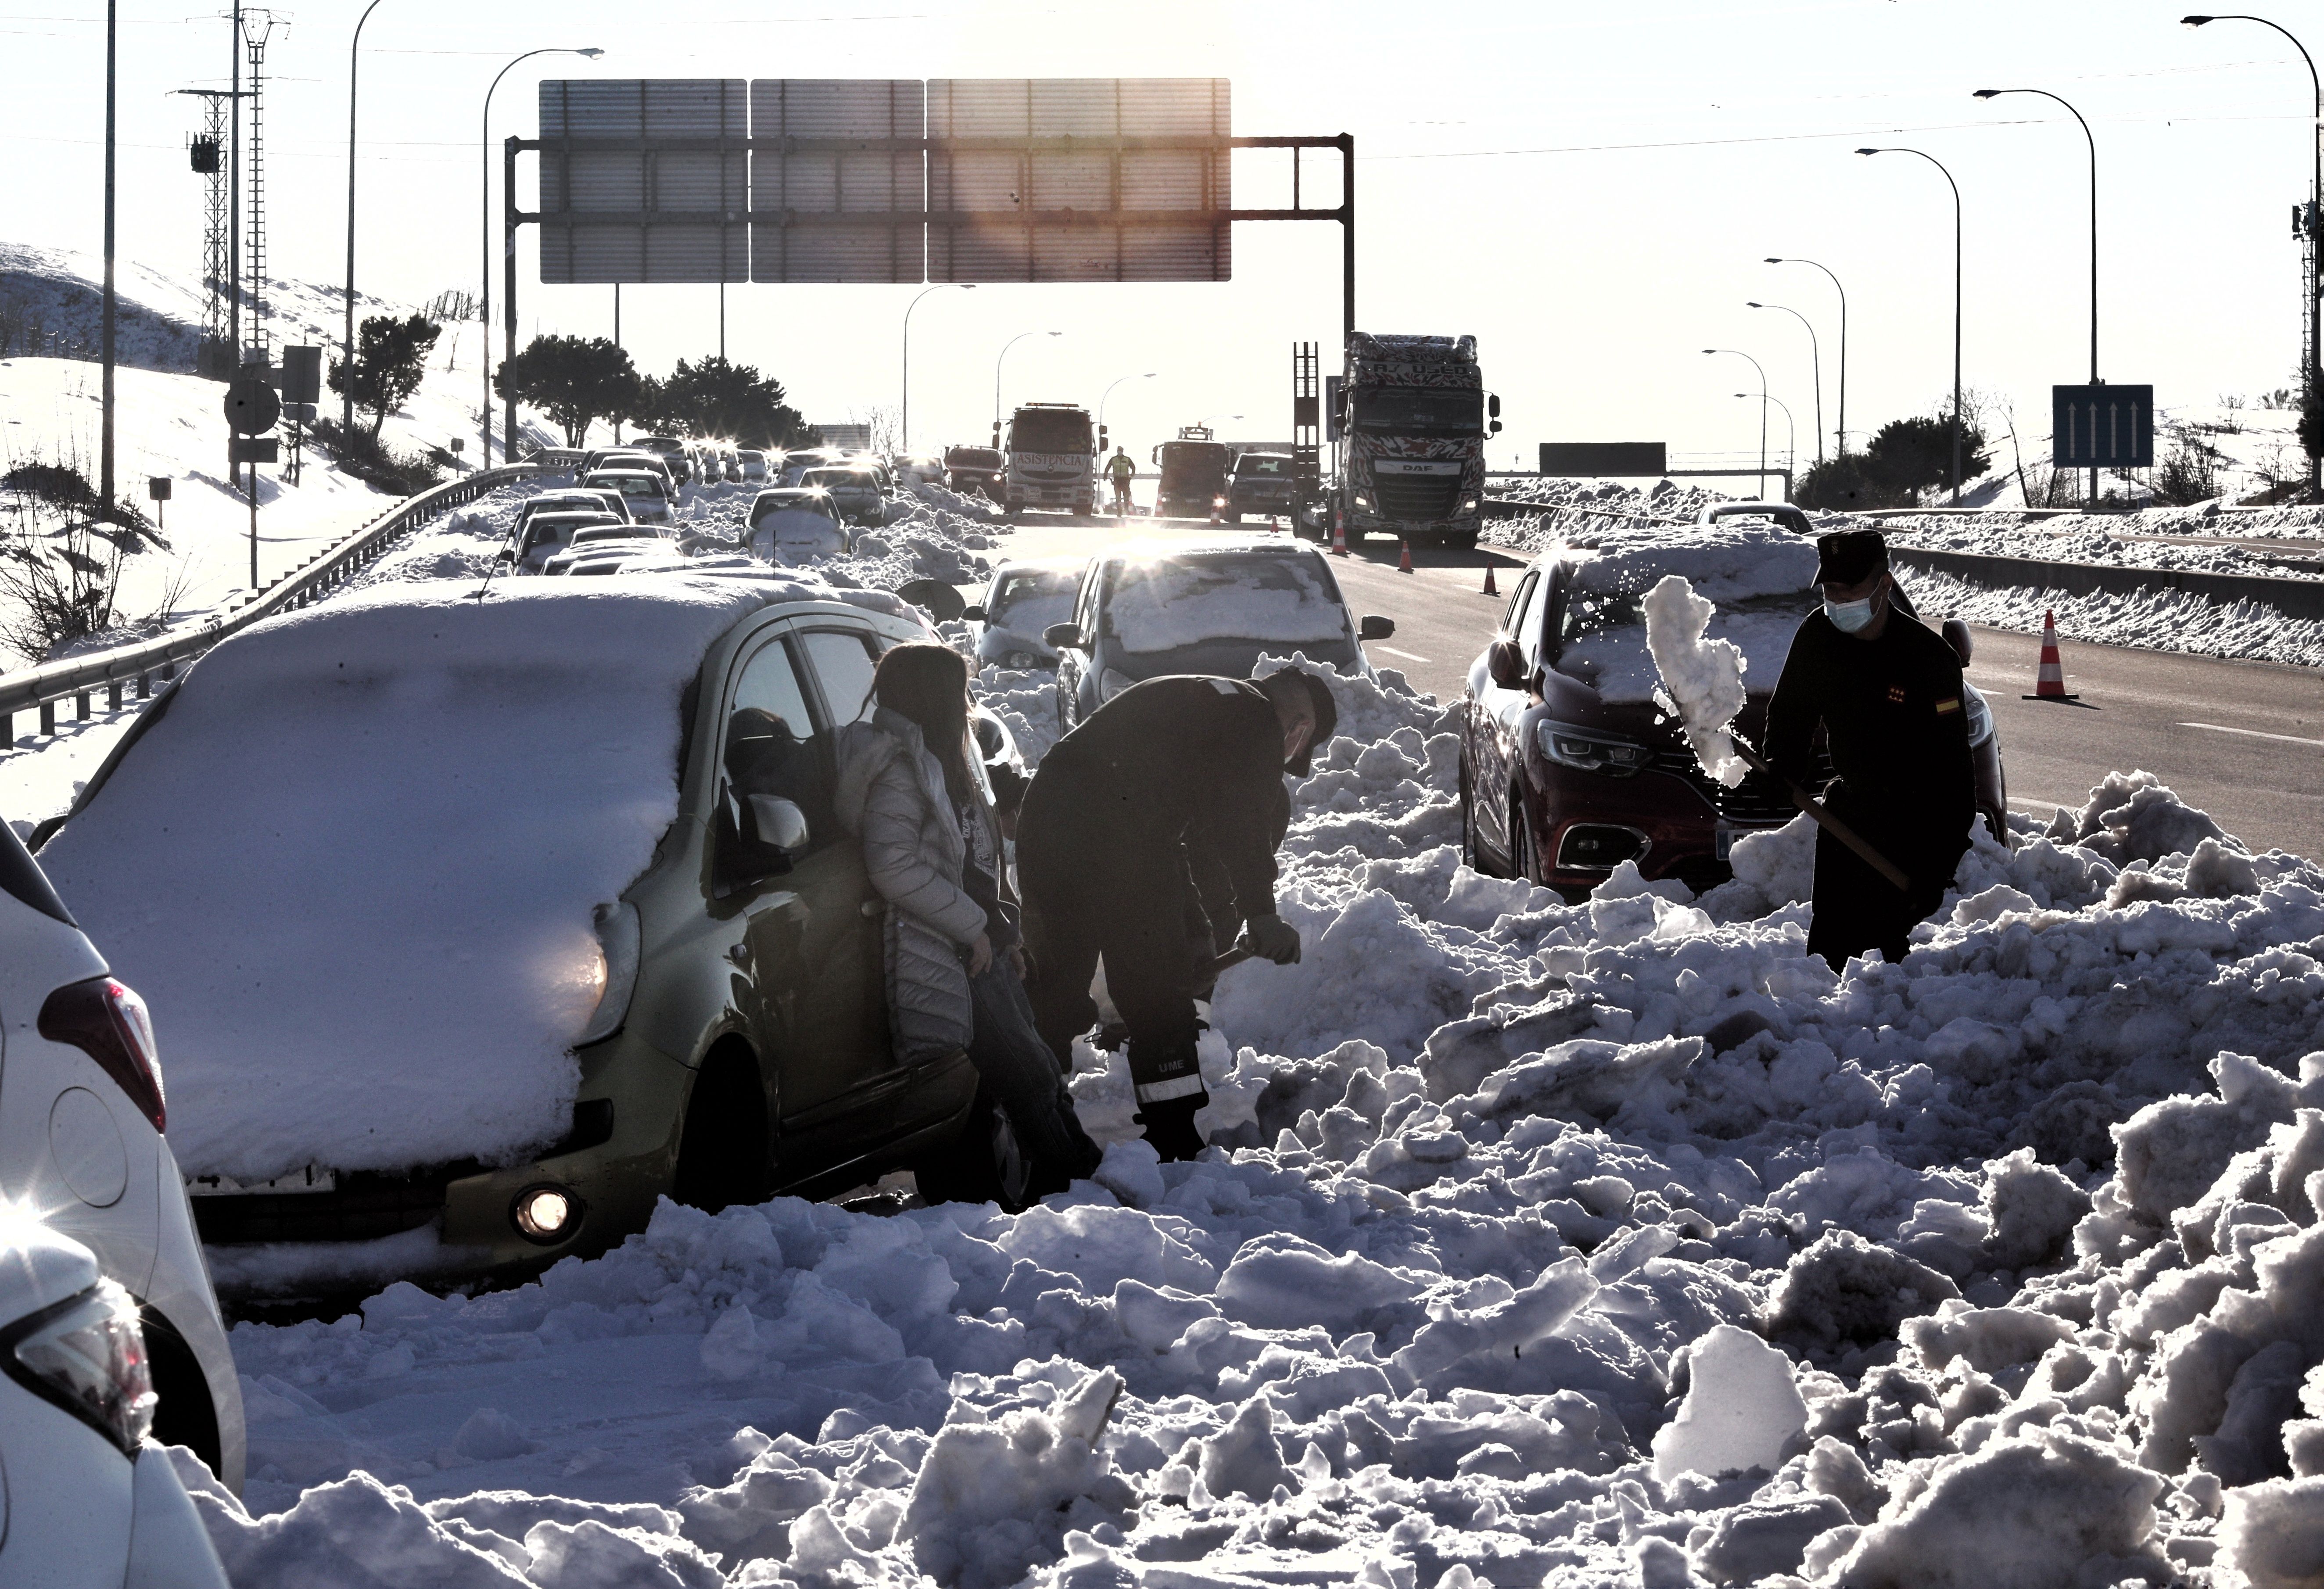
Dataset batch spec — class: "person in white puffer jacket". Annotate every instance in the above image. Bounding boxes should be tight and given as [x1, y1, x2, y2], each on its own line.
[832, 643, 1101, 1205]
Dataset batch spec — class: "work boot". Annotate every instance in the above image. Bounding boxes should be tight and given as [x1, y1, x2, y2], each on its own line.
[1135, 1096, 1208, 1163]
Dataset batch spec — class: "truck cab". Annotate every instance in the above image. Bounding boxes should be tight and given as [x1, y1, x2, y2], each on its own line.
[1152, 426, 1230, 520]
[1000, 403, 1095, 517]
[1335, 333, 1502, 548]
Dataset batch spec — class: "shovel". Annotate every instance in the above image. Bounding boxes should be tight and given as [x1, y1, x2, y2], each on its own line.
[1723, 732, 1913, 893]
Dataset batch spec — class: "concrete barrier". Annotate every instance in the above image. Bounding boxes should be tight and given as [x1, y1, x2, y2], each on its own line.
[1887, 545, 2324, 623]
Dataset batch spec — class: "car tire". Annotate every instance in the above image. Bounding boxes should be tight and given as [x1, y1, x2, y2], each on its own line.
[1458, 754, 1494, 876]
[1509, 786, 1541, 885]
[671, 1044, 772, 1214]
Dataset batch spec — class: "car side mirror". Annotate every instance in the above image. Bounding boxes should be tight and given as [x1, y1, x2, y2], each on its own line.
[1358, 615, 1395, 641]
[962, 603, 986, 622]
[1043, 621, 1086, 651]
[1488, 394, 1501, 420]
[495, 548, 514, 564]
[1486, 637, 1525, 691]
[1942, 617, 1974, 667]
[1489, 420, 1504, 436]
[747, 795, 809, 857]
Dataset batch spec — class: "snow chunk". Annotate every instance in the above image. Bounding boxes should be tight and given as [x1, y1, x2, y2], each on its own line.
[1651, 1324, 1808, 1484]
[1642, 574, 1749, 787]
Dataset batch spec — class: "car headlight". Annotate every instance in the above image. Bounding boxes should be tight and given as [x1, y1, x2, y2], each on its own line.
[1462, 499, 1479, 512]
[575, 901, 641, 1045]
[1353, 494, 1370, 509]
[1100, 667, 1137, 701]
[4, 1277, 155, 1457]
[1006, 650, 1036, 669]
[1537, 721, 1652, 776]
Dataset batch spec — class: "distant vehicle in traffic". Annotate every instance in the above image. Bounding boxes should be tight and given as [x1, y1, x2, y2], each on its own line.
[1331, 332, 1499, 549]
[737, 448, 771, 482]
[631, 434, 693, 486]
[1151, 428, 1230, 520]
[513, 509, 626, 573]
[798, 466, 885, 526]
[746, 488, 850, 564]
[1697, 501, 1814, 534]
[514, 489, 631, 541]
[581, 468, 675, 526]
[776, 448, 843, 487]
[0, 822, 244, 1491]
[1001, 403, 1096, 516]
[1045, 540, 1394, 733]
[1227, 451, 1297, 524]
[37, 578, 1001, 1303]
[578, 449, 675, 494]
[965, 560, 1081, 671]
[944, 445, 1005, 499]
[541, 525, 667, 576]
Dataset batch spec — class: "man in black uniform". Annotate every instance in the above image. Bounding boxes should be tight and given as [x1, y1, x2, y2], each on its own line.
[1766, 530, 1975, 971]
[1017, 669, 1335, 1160]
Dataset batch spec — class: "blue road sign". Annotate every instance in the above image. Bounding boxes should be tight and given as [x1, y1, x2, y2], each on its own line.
[2052, 384, 2153, 469]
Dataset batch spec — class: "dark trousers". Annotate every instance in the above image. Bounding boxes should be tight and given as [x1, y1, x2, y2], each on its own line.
[966, 961, 1101, 1189]
[1805, 817, 1954, 971]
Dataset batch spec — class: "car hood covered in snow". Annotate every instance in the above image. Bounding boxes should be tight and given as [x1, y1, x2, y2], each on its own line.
[39, 576, 798, 1182]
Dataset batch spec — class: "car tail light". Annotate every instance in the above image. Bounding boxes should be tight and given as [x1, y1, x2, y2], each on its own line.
[2, 1277, 155, 1457]
[39, 978, 165, 1133]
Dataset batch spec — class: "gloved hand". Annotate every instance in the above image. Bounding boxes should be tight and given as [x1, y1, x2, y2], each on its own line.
[1244, 912, 1301, 965]
[1135, 1095, 1209, 1163]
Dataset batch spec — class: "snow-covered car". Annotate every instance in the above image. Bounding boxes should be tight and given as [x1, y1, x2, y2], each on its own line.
[966, 560, 1081, 671]
[776, 449, 841, 488]
[1046, 541, 1394, 734]
[631, 434, 692, 486]
[541, 525, 667, 575]
[746, 488, 849, 566]
[1457, 523, 2008, 894]
[1696, 501, 1813, 535]
[514, 489, 631, 541]
[579, 449, 674, 493]
[0, 822, 244, 1491]
[799, 466, 885, 526]
[36, 577, 990, 1303]
[0, 1220, 231, 1588]
[736, 448, 770, 482]
[581, 468, 674, 527]
[514, 509, 625, 573]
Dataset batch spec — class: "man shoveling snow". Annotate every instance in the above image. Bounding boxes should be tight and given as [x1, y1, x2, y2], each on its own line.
[1645, 529, 1975, 970]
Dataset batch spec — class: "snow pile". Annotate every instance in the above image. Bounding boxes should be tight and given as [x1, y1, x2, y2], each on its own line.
[1569, 525, 1820, 608]
[1904, 567, 2324, 672]
[38, 575, 792, 1182]
[1489, 475, 1737, 553]
[1642, 574, 1750, 787]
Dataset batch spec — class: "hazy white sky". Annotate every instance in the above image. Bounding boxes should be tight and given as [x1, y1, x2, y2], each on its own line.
[8, 0, 2320, 475]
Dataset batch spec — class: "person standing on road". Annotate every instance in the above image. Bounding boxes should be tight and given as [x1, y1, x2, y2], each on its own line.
[1106, 448, 1137, 515]
[1766, 530, 1975, 971]
[1017, 669, 1335, 1161]
[832, 644, 1102, 1202]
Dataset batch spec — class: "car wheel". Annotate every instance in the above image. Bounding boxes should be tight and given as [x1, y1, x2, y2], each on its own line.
[1458, 753, 1494, 876]
[671, 1043, 771, 1214]
[1508, 786, 1540, 885]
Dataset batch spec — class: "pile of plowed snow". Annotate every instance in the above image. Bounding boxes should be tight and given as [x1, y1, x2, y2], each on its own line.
[171, 580, 2324, 1585]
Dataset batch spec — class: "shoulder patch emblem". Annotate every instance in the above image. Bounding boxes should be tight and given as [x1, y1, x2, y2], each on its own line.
[1886, 685, 1907, 704]
[1934, 696, 1962, 715]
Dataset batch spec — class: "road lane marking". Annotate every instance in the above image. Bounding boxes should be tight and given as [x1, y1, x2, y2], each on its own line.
[2181, 721, 2324, 749]
[1376, 646, 1432, 664]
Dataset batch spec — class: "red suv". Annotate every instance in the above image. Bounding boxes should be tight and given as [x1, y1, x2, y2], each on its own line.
[1458, 532, 1822, 895]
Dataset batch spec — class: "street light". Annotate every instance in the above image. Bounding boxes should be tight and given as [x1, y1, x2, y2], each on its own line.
[1739, 392, 1796, 487]
[1858, 147, 1965, 505]
[1704, 348, 1769, 496]
[1747, 301, 1823, 466]
[994, 331, 1062, 434]
[1765, 258, 1848, 456]
[1974, 87, 2098, 502]
[1099, 372, 1157, 443]
[483, 47, 602, 463]
[2182, 15, 2321, 491]
[901, 283, 973, 454]
[341, 0, 387, 431]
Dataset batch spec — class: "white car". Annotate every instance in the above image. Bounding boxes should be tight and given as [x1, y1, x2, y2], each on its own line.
[967, 560, 1081, 671]
[0, 823, 244, 1493]
[581, 469, 675, 527]
[542, 526, 667, 576]
[746, 488, 849, 565]
[737, 449, 770, 482]
[0, 1220, 231, 1587]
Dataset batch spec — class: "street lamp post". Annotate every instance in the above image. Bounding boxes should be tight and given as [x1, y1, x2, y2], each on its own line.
[483, 47, 601, 463]
[1766, 258, 1848, 455]
[1974, 88, 2097, 502]
[341, 0, 387, 433]
[993, 330, 1062, 434]
[1740, 392, 1797, 485]
[1098, 372, 1157, 442]
[1704, 348, 1769, 496]
[1747, 301, 1823, 466]
[1858, 147, 1965, 505]
[901, 283, 973, 455]
[2183, 15, 2322, 493]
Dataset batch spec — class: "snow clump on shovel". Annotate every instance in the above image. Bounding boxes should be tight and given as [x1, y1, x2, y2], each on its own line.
[1642, 572, 1749, 786]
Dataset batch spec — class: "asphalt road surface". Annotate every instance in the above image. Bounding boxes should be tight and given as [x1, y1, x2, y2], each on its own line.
[973, 513, 2320, 858]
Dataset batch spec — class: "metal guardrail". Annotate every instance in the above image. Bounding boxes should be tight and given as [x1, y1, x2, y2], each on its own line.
[0, 460, 551, 750]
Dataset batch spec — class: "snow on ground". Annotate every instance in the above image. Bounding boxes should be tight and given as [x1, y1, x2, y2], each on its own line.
[137, 495, 2324, 1585]
[1872, 511, 2323, 583]
[1907, 570, 2324, 673]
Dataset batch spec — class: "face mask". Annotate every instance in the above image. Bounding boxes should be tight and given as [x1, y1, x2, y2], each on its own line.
[1824, 593, 1878, 633]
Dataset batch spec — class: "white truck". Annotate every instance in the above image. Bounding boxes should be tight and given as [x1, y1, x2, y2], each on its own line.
[1000, 402, 1096, 516]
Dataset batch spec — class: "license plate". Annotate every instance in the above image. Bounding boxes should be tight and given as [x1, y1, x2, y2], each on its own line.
[186, 1166, 337, 1197]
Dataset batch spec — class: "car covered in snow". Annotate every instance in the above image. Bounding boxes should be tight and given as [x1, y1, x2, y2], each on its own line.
[1046, 540, 1395, 733]
[746, 488, 849, 565]
[581, 468, 674, 527]
[965, 560, 1081, 671]
[35, 576, 993, 1303]
[540, 525, 669, 576]
[736, 448, 770, 482]
[630, 434, 692, 487]
[0, 822, 244, 1491]
[578, 448, 674, 493]
[799, 466, 886, 527]
[514, 509, 626, 573]
[1696, 500, 1814, 535]
[514, 488, 631, 539]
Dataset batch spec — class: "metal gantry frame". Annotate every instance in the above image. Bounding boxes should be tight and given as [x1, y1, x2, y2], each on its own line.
[499, 129, 1355, 453]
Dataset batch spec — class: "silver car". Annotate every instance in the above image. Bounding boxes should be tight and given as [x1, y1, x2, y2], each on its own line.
[967, 560, 1081, 671]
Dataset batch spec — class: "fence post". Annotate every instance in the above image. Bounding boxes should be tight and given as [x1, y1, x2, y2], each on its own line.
[136, 671, 149, 699]
[106, 679, 122, 712]
[0, 710, 10, 750]
[74, 691, 89, 721]
[39, 700, 55, 736]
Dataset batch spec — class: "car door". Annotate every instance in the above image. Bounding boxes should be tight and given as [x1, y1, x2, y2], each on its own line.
[1471, 568, 1539, 860]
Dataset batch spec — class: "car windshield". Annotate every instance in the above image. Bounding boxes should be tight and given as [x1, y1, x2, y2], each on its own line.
[755, 496, 834, 523]
[1010, 411, 1090, 453]
[609, 477, 661, 498]
[1237, 456, 1289, 477]
[1107, 554, 1349, 654]
[1557, 581, 1816, 704]
[1350, 387, 1482, 438]
[802, 470, 869, 489]
[988, 569, 1079, 629]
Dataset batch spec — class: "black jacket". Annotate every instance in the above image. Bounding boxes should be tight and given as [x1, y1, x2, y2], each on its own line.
[1766, 609, 1975, 868]
[1029, 676, 1286, 921]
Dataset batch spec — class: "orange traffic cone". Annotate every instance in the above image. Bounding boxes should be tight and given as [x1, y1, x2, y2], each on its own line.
[1482, 563, 1499, 597]
[1331, 509, 1349, 557]
[1209, 499, 1223, 526]
[2022, 610, 2079, 701]
[1398, 540, 1414, 574]
[1267, 514, 1279, 534]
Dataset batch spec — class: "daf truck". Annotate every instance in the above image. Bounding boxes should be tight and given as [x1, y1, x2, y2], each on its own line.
[1333, 333, 1501, 548]
[998, 402, 1096, 516]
